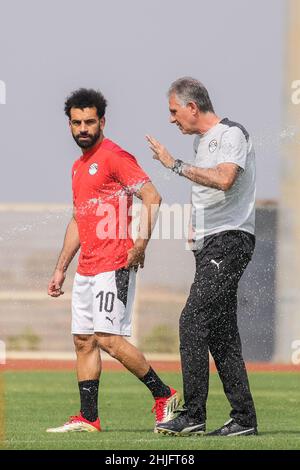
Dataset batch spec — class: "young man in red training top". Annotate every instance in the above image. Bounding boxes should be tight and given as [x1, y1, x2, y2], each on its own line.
[46, 88, 180, 433]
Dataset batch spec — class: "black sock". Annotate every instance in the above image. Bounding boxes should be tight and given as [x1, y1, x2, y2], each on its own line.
[78, 379, 99, 422]
[140, 367, 171, 398]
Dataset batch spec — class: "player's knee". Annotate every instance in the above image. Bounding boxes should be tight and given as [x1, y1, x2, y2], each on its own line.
[96, 335, 120, 358]
[73, 334, 97, 354]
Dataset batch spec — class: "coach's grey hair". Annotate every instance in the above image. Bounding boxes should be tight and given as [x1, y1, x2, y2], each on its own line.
[168, 77, 214, 113]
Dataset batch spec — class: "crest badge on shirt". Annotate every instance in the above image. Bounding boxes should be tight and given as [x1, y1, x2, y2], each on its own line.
[89, 163, 98, 175]
[209, 139, 218, 153]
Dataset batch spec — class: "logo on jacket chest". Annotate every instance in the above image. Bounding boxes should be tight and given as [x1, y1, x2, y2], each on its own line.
[89, 163, 98, 175]
[209, 139, 218, 153]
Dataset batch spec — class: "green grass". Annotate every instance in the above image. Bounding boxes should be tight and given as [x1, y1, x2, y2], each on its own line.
[1, 370, 300, 450]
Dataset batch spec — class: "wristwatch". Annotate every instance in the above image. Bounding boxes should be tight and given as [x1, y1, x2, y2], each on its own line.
[171, 159, 185, 176]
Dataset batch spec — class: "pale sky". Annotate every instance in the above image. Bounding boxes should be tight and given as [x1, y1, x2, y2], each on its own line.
[0, 0, 285, 204]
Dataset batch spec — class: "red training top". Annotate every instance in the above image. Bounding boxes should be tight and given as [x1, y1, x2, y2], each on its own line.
[72, 138, 150, 276]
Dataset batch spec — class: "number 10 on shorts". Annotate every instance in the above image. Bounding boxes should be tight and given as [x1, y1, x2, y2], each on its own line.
[96, 291, 115, 313]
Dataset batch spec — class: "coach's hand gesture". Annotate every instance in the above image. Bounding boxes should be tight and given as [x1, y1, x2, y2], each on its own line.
[146, 135, 175, 169]
[47, 269, 66, 297]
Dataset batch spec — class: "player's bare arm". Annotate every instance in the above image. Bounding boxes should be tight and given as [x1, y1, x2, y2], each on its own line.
[146, 135, 239, 191]
[126, 182, 162, 269]
[47, 215, 80, 297]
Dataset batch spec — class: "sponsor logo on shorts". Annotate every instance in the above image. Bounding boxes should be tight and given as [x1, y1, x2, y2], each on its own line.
[105, 316, 116, 325]
[211, 259, 223, 270]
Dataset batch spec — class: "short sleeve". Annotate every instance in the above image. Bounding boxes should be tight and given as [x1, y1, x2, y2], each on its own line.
[193, 136, 200, 157]
[108, 151, 151, 194]
[218, 127, 248, 170]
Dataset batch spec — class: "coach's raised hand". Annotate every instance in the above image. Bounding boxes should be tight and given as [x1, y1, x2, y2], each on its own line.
[146, 135, 175, 169]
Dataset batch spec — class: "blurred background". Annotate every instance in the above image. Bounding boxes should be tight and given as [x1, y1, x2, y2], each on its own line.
[0, 0, 299, 363]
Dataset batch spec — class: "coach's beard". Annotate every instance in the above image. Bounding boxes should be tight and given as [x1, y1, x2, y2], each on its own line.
[73, 128, 101, 149]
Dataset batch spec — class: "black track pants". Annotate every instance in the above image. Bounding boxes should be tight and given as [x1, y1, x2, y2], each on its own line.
[179, 230, 257, 427]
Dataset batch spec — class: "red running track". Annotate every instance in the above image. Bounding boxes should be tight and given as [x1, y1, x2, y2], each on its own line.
[1, 359, 300, 372]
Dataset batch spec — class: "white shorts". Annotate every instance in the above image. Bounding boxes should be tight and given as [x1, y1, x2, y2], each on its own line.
[71, 268, 136, 336]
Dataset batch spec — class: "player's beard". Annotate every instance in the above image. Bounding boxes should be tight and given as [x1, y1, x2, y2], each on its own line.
[73, 125, 101, 149]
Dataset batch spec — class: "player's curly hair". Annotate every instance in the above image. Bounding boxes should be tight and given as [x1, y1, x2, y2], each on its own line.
[64, 88, 107, 119]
